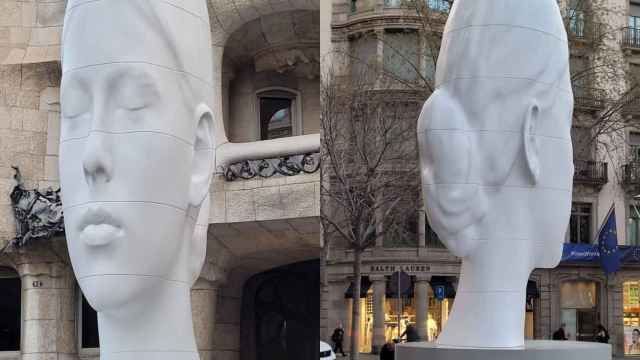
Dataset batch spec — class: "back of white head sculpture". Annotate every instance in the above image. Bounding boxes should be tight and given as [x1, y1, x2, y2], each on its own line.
[60, 0, 214, 358]
[418, 0, 574, 348]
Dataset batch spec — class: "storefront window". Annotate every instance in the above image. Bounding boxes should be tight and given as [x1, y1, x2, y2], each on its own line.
[359, 289, 374, 353]
[560, 281, 599, 341]
[384, 295, 415, 341]
[0, 268, 20, 352]
[427, 295, 451, 341]
[624, 281, 640, 355]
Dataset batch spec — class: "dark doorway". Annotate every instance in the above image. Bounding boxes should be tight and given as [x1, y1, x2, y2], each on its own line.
[241, 260, 320, 360]
[81, 293, 99, 348]
[0, 268, 21, 351]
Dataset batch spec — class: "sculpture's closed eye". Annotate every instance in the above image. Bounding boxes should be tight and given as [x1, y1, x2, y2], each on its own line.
[114, 72, 160, 112]
[61, 82, 91, 119]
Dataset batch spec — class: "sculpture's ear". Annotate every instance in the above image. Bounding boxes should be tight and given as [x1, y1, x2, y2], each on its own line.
[189, 104, 214, 207]
[419, 89, 487, 258]
[188, 194, 209, 284]
[523, 103, 540, 185]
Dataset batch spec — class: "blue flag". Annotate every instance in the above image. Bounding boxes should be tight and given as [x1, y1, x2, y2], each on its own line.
[598, 205, 621, 274]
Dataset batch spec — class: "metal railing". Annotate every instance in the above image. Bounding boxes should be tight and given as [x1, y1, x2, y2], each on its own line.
[572, 85, 607, 110]
[622, 27, 640, 49]
[567, 20, 602, 43]
[573, 160, 608, 186]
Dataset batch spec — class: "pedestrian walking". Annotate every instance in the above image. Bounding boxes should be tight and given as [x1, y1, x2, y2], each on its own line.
[552, 323, 569, 340]
[595, 324, 610, 344]
[331, 324, 346, 357]
[401, 322, 420, 342]
[379, 339, 397, 360]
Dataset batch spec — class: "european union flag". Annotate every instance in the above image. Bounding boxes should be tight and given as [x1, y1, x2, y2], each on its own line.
[598, 205, 621, 274]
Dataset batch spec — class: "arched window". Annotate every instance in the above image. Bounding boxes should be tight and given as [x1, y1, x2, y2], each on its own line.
[257, 89, 301, 140]
[0, 267, 21, 351]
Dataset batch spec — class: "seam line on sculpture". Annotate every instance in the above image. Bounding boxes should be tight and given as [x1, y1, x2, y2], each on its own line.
[436, 75, 572, 91]
[423, 183, 571, 191]
[444, 23, 567, 43]
[60, 130, 194, 147]
[78, 274, 191, 285]
[66, 0, 209, 26]
[418, 128, 572, 142]
[62, 200, 186, 212]
[66, 0, 101, 13]
[63, 61, 213, 88]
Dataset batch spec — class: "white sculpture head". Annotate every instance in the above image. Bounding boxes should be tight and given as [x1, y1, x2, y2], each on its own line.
[418, 0, 573, 347]
[59, 0, 213, 312]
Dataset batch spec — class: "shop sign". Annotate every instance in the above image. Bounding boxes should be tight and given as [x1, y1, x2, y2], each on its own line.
[369, 264, 430, 274]
[434, 285, 445, 301]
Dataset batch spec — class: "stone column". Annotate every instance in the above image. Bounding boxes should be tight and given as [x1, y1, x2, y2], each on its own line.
[18, 259, 78, 360]
[371, 275, 386, 354]
[344, 296, 353, 350]
[191, 278, 219, 360]
[414, 275, 432, 341]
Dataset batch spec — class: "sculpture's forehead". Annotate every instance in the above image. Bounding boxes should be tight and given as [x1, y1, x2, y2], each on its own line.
[446, 0, 566, 40]
[62, 0, 212, 86]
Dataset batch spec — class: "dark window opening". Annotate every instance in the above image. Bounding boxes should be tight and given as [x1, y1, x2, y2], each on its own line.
[81, 294, 99, 348]
[0, 269, 21, 351]
[260, 97, 293, 140]
[569, 202, 592, 244]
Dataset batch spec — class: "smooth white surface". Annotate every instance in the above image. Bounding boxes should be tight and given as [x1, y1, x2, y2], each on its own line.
[418, 0, 573, 348]
[396, 341, 611, 360]
[60, 1, 214, 359]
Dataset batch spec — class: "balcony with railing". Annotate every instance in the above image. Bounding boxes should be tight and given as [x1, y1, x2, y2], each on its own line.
[622, 27, 640, 49]
[566, 19, 602, 44]
[573, 160, 608, 186]
[573, 85, 608, 110]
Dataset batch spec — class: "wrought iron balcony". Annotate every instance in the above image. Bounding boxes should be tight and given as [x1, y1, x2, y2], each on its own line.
[573, 160, 608, 186]
[623, 162, 640, 187]
[222, 152, 320, 181]
[622, 27, 640, 49]
[567, 20, 602, 44]
[573, 85, 607, 110]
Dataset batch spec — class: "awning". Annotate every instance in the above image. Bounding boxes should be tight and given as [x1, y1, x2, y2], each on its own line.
[429, 276, 456, 299]
[345, 277, 372, 299]
[527, 280, 539, 299]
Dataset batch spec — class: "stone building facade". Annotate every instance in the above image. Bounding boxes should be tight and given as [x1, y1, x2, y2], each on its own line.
[320, 0, 640, 357]
[0, 1, 321, 360]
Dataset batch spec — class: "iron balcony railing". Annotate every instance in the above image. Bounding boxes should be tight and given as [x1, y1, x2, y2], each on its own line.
[222, 152, 320, 181]
[567, 20, 602, 43]
[573, 160, 608, 186]
[572, 85, 607, 110]
[622, 162, 640, 187]
[622, 27, 640, 49]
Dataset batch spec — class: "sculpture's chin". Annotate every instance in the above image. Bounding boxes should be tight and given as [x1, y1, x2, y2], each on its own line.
[78, 275, 157, 313]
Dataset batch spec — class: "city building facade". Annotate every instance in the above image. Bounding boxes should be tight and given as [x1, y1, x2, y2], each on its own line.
[320, 0, 640, 357]
[0, 1, 320, 360]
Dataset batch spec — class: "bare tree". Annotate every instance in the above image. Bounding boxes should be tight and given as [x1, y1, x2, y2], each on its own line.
[321, 65, 420, 358]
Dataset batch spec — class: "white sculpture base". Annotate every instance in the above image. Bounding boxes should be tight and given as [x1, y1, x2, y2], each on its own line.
[396, 341, 611, 360]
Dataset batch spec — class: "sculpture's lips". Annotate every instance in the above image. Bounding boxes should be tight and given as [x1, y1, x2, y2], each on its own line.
[78, 207, 123, 246]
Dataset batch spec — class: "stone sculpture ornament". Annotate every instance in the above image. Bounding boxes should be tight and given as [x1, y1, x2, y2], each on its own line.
[8, 167, 64, 249]
[418, 0, 574, 349]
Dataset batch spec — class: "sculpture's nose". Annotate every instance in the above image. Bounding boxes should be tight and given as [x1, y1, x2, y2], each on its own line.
[82, 131, 113, 187]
